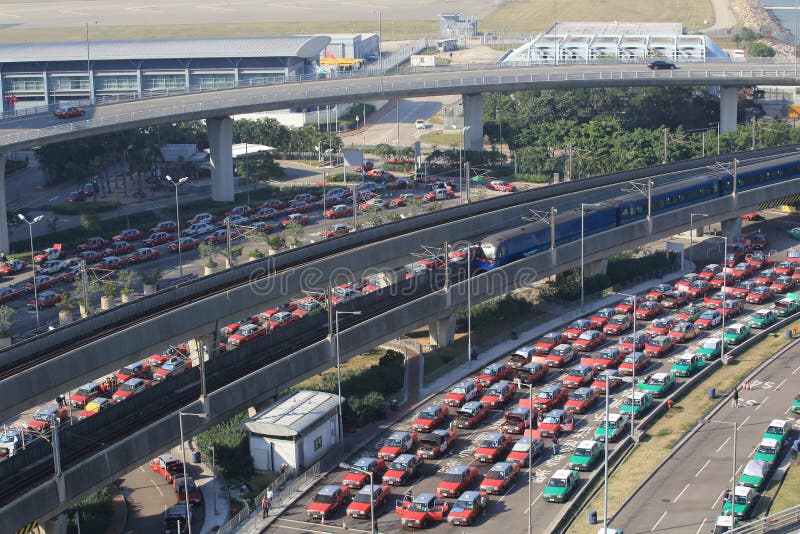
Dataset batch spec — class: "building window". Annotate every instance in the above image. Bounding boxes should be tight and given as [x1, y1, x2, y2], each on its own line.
[191, 73, 234, 89]
[313, 436, 322, 451]
[239, 72, 285, 86]
[142, 74, 185, 90]
[6, 78, 45, 91]
[49, 76, 89, 91]
[96, 76, 138, 90]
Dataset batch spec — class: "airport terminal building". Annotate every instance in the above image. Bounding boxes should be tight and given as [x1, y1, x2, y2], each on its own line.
[0, 36, 332, 111]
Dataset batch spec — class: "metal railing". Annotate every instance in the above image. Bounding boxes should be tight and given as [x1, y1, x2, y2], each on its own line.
[730, 504, 800, 533]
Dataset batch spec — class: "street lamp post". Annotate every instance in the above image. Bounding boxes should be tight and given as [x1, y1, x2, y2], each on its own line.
[340, 462, 376, 533]
[580, 203, 602, 309]
[700, 418, 738, 528]
[165, 176, 189, 277]
[466, 242, 473, 360]
[178, 411, 207, 534]
[19, 214, 44, 328]
[335, 310, 361, 445]
[603, 372, 610, 530]
[616, 291, 638, 438]
[690, 213, 709, 265]
[515, 378, 534, 534]
[453, 125, 471, 204]
[371, 10, 382, 91]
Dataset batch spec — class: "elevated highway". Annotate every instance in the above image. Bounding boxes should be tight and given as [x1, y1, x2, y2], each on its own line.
[1, 61, 799, 153]
[2, 149, 800, 531]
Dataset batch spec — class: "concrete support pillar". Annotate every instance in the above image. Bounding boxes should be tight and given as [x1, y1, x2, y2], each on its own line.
[462, 93, 484, 152]
[43, 73, 50, 105]
[428, 316, 456, 348]
[0, 155, 8, 254]
[720, 86, 738, 134]
[207, 117, 235, 201]
[721, 217, 742, 242]
[43, 513, 68, 534]
[88, 69, 95, 101]
[585, 258, 608, 277]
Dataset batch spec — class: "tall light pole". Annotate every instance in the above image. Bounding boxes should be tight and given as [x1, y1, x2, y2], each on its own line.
[580, 203, 602, 308]
[371, 10, 382, 91]
[453, 125, 471, 204]
[335, 310, 361, 445]
[466, 242, 473, 360]
[700, 418, 738, 528]
[165, 176, 189, 277]
[19, 214, 44, 328]
[710, 122, 721, 155]
[515, 378, 534, 534]
[690, 213, 709, 265]
[616, 291, 638, 439]
[713, 236, 729, 363]
[340, 462, 376, 533]
[602, 372, 610, 530]
[178, 411, 207, 534]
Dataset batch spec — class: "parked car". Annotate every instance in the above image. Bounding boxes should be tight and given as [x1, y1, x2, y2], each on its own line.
[54, 105, 85, 118]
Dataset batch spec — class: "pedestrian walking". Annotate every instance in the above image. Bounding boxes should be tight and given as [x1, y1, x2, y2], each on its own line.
[56, 395, 64, 408]
[733, 387, 739, 408]
[551, 435, 559, 456]
[261, 495, 269, 518]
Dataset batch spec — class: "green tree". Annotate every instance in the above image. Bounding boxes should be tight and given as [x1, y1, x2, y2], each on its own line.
[196, 411, 254, 480]
[66, 488, 113, 534]
[80, 213, 101, 234]
[747, 42, 776, 57]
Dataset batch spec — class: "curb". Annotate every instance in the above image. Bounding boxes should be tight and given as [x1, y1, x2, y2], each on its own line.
[606, 318, 800, 525]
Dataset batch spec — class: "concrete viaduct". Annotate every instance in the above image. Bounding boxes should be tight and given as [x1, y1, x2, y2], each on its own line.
[2, 150, 800, 531]
[0, 60, 798, 250]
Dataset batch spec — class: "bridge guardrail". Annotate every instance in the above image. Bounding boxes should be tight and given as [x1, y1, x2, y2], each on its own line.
[730, 504, 800, 533]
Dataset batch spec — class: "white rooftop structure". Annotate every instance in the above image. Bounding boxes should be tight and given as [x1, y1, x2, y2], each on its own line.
[243, 390, 341, 438]
[501, 22, 728, 65]
[202, 143, 275, 160]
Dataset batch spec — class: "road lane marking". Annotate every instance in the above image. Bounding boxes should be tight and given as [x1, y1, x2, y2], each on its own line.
[695, 460, 711, 478]
[523, 491, 543, 514]
[150, 480, 164, 497]
[696, 517, 708, 534]
[793, 364, 800, 375]
[651, 511, 667, 531]
[711, 489, 725, 509]
[756, 396, 769, 410]
[716, 437, 731, 453]
[775, 379, 787, 391]
[748, 444, 758, 458]
[674, 483, 690, 502]
[741, 416, 750, 426]
[497, 480, 516, 502]
[138, 466, 145, 473]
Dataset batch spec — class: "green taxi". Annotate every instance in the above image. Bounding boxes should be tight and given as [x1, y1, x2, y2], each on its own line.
[698, 338, 723, 361]
[567, 440, 603, 471]
[721, 485, 757, 519]
[595, 413, 628, 442]
[671, 353, 706, 377]
[620, 391, 654, 417]
[543, 469, 580, 502]
[636, 372, 675, 397]
[754, 437, 782, 468]
[763, 419, 793, 446]
[747, 308, 778, 329]
[792, 392, 800, 414]
[774, 296, 800, 317]
[739, 459, 770, 490]
[723, 323, 751, 346]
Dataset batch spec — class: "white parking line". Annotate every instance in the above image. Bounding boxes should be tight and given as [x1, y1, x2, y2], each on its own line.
[150, 480, 164, 497]
[497, 480, 516, 502]
[139, 466, 145, 473]
[748, 444, 759, 458]
[651, 510, 667, 531]
[695, 460, 711, 478]
[674, 483, 690, 503]
[523, 491, 543, 514]
[710, 489, 725, 510]
[793, 364, 800, 375]
[756, 396, 769, 410]
[741, 416, 750, 426]
[716, 437, 731, 453]
[695, 517, 708, 534]
[775, 379, 787, 391]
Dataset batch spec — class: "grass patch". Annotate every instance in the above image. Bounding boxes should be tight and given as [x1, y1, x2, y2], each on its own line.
[53, 201, 122, 215]
[566, 323, 800, 533]
[481, 0, 714, 35]
[297, 349, 383, 391]
[771, 462, 800, 513]
[419, 131, 462, 148]
[0, 20, 440, 44]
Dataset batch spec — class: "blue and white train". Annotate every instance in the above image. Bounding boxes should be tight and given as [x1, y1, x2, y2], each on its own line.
[474, 153, 800, 271]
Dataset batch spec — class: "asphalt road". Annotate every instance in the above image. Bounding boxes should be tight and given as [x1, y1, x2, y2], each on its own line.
[264, 216, 800, 534]
[0, 0, 493, 29]
[611, 343, 800, 533]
